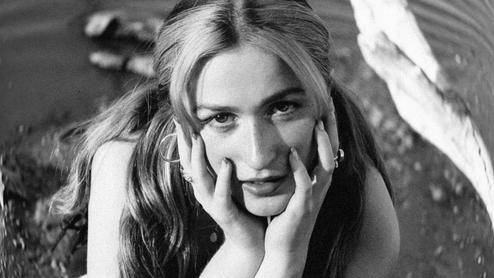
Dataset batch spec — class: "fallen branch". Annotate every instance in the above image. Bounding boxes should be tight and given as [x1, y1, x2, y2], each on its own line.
[350, 0, 494, 231]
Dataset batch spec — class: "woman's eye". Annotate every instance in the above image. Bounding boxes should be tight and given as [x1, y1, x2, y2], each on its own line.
[213, 113, 234, 123]
[198, 112, 236, 131]
[272, 102, 296, 114]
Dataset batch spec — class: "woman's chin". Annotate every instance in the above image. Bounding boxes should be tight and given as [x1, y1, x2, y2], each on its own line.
[248, 207, 284, 217]
[242, 197, 289, 217]
[231, 182, 294, 216]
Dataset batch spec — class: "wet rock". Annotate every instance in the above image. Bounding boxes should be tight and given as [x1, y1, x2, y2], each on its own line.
[125, 55, 154, 77]
[85, 11, 163, 43]
[89, 51, 126, 71]
[89, 51, 154, 77]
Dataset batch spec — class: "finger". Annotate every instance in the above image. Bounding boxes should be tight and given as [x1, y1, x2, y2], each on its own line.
[309, 121, 334, 202]
[175, 120, 192, 171]
[190, 133, 215, 197]
[324, 99, 339, 155]
[315, 120, 334, 174]
[214, 158, 232, 206]
[287, 147, 313, 209]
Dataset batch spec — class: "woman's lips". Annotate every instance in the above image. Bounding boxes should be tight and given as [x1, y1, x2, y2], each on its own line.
[241, 176, 286, 197]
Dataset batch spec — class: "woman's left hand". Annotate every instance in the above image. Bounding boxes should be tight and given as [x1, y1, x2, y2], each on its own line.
[256, 101, 339, 277]
[266, 119, 335, 253]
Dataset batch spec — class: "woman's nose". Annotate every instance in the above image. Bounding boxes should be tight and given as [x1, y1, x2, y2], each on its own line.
[242, 120, 278, 170]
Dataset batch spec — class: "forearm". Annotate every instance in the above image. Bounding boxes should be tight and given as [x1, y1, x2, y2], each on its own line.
[200, 239, 265, 278]
[254, 249, 308, 278]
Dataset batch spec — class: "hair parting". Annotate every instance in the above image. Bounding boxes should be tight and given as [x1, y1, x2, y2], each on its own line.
[52, 1, 392, 277]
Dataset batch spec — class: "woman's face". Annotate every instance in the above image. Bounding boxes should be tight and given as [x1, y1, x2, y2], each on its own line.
[194, 44, 317, 216]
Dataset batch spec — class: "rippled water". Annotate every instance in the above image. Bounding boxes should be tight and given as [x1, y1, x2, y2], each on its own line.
[411, 0, 494, 156]
[1, 0, 493, 147]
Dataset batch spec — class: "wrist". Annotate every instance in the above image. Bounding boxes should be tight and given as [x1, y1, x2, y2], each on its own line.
[222, 237, 265, 260]
[255, 248, 308, 278]
[200, 238, 265, 278]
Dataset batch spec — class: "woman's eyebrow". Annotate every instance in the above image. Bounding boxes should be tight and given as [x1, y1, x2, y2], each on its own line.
[196, 87, 306, 112]
[260, 87, 306, 106]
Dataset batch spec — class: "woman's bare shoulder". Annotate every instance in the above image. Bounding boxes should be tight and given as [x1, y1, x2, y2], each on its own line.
[90, 140, 136, 201]
[93, 141, 136, 169]
[345, 164, 400, 277]
[87, 141, 136, 276]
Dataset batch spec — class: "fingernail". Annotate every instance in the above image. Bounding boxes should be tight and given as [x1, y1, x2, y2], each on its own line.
[317, 120, 325, 131]
[290, 147, 300, 160]
[222, 157, 229, 167]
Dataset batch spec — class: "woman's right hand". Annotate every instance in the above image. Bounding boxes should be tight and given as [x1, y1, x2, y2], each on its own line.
[175, 121, 266, 254]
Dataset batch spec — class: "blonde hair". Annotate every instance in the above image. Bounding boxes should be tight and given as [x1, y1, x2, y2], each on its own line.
[53, 1, 391, 277]
[155, 1, 333, 132]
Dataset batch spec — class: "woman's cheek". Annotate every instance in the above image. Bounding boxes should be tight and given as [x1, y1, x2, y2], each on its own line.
[201, 132, 228, 174]
[281, 119, 316, 168]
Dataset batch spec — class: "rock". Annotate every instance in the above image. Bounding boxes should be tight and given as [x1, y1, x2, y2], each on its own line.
[126, 55, 155, 77]
[89, 51, 126, 71]
[84, 11, 163, 43]
[84, 12, 117, 38]
[429, 184, 447, 203]
[89, 51, 154, 77]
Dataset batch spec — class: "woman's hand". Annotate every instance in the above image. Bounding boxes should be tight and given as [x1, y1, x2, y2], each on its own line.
[266, 121, 334, 249]
[256, 101, 339, 277]
[175, 121, 265, 253]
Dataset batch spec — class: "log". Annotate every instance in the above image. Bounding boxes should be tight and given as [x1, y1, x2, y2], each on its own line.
[349, 0, 494, 232]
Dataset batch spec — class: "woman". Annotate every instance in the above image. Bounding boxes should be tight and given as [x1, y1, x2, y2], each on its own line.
[53, 0, 399, 277]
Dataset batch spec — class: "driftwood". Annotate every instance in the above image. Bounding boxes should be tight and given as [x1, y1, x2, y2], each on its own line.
[349, 0, 494, 232]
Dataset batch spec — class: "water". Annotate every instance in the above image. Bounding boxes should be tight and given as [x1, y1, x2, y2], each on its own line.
[1, 0, 493, 148]
[0, 0, 175, 144]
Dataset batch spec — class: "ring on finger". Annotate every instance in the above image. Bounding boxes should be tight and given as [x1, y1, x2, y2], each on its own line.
[180, 167, 194, 184]
[333, 149, 344, 169]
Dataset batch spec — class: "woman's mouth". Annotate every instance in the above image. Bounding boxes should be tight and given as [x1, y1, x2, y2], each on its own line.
[241, 175, 287, 197]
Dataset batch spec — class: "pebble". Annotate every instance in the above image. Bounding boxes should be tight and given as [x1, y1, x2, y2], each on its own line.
[434, 245, 444, 256]
[413, 161, 423, 171]
[382, 118, 397, 132]
[453, 205, 460, 215]
[17, 125, 30, 134]
[429, 184, 447, 203]
[209, 232, 217, 243]
[459, 240, 465, 249]
[369, 108, 383, 128]
[85, 12, 116, 37]
[455, 54, 462, 64]
[454, 182, 464, 196]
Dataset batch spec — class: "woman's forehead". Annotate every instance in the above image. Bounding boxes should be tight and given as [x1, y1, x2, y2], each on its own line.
[194, 45, 305, 107]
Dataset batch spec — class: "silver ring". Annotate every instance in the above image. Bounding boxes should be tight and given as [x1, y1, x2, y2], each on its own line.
[333, 149, 344, 169]
[180, 168, 194, 184]
[182, 173, 194, 184]
[159, 133, 180, 163]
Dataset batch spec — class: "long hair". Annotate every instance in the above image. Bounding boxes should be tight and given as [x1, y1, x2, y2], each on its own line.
[52, 0, 392, 277]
